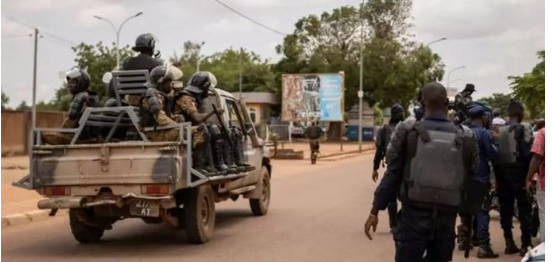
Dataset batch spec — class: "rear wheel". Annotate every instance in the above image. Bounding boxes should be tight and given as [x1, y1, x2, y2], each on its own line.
[69, 209, 104, 244]
[181, 186, 216, 244]
[250, 167, 271, 216]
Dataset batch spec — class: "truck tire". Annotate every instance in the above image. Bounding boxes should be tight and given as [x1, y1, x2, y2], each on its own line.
[69, 209, 104, 243]
[182, 186, 216, 244]
[249, 167, 271, 216]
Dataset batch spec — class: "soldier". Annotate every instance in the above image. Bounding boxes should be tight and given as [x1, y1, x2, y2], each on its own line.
[138, 64, 184, 142]
[364, 82, 479, 261]
[305, 121, 323, 160]
[42, 68, 99, 145]
[372, 103, 404, 234]
[120, 33, 164, 106]
[494, 99, 533, 256]
[465, 104, 500, 258]
[172, 71, 229, 175]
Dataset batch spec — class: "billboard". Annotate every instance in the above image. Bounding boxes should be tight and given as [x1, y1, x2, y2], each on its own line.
[281, 73, 344, 122]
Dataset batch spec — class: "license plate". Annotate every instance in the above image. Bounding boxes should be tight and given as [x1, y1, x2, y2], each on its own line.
[129, 199, 160, 217]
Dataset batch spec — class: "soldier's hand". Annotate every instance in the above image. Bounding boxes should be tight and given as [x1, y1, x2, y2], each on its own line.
[526, 181, 533, 197]
[214, 107, 225, 115]
[372, 170, 379, 182]
[364, 214, 378, 240]
[174, 115, 185, 123]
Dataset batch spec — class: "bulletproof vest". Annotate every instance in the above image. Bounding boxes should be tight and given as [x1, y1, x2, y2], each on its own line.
[121, 54, 163, 72]
[496, 125, 517, 165]
[401, 123, 467, 208]
[68, 91, 99, 120]
[381, 124, 396, 149]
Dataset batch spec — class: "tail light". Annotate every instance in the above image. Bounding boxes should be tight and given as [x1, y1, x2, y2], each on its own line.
[43, 186, 70, 196]
[141, 184, 169, 195]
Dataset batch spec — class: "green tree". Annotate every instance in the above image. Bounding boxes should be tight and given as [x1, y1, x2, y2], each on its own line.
[16, 100, 30, 111]
[1, 90, 9, 110]
[508, 50, 545, 119]
[479, 93, 513, 116]
[172, 44, 276, 93]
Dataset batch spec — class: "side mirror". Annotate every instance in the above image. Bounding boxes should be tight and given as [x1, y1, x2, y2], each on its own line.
[102, 72, 113, 84]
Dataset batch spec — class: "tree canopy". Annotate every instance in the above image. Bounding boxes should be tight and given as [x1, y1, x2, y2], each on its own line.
[508, 50, 545, 119]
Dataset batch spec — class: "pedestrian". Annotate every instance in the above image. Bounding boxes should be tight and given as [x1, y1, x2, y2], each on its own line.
[494, 99, 534, 256]
[364, 82, 479, 262]
[526, 127, 544, 242]
[372, 103, 405, 234]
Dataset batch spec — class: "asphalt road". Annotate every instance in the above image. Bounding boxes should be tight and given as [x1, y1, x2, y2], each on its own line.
[2, 154, 526, 262]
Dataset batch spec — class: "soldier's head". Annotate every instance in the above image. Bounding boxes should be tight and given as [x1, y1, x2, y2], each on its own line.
[421, 82, 448, 115]
[508, 99, 525, 122]
[469, 103, 492, 128]
[132, 33, 156, 55]
[145, 64, 183, 94]
[65, 68, 91, 95]
[390, 103, 404, 123]
[185, 71, 217, 95]
[493, 109, 501, 118]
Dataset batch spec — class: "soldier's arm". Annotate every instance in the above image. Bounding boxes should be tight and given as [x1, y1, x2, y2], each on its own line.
[371, 120, 413, 214]
[483, 130, 499, 161]
[373, 129, 385, 171]
[177, 96, 218, 124]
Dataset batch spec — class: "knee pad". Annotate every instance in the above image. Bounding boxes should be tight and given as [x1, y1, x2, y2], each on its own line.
[209, 125, 222, 140]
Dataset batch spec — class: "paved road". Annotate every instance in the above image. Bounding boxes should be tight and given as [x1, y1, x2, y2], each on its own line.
[2, 154, 526, 262]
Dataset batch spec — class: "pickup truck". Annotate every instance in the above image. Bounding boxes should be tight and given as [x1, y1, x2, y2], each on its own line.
[14, 70, 272, 244]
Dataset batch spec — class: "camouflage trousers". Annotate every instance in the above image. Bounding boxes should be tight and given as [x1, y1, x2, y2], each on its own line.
[41, 132, 73, 145]
[144, 126, 206, 144]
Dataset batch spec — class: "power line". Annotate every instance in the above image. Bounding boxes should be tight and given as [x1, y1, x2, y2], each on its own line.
[212, 0, 288, 36]
[2, 14, 77, 46]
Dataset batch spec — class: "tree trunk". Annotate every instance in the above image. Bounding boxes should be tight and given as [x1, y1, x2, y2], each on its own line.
[326, 122, 342, 142]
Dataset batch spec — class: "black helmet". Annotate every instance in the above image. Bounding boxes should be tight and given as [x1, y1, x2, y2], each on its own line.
[144, 64, 183, 91]
[185, 71, 217, 93]
[66, 68, 90, 93]
[390, 103, 404, 122]
[132, 33, 156, 52]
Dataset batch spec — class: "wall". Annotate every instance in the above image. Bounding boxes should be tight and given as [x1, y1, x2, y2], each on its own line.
[1, 110, 65, 155]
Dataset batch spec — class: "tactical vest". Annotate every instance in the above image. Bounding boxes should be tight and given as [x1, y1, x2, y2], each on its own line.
[496, 125, 519, 165]
[138, 90, 171, 128]
[401, 123, 468, 208]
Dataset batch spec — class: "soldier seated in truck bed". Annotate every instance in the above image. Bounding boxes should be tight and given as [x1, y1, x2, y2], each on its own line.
[42, 68, 99, 145]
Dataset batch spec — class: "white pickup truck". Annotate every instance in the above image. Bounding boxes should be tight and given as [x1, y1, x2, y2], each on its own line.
[14, 70, 272, 244]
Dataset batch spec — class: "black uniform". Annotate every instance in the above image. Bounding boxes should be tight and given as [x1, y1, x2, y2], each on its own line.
[373, 122, 399, 230]
[372, 113, 479, 262]
[120, 53, 163, 72]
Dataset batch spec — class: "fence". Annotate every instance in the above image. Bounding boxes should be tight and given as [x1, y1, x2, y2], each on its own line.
[1, 110, 65, 155]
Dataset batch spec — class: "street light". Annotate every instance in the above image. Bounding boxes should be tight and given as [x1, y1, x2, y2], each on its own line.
[94, 12, 143, 68]
[447, 65, 466, 92]
[427, 37, 447, 47]
[358, 0, 365, 153]
[196, 41, 205, 72]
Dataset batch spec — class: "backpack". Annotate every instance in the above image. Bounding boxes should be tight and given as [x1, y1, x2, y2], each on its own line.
[496, 125, 518, 165]
[401, 123, 468, 208]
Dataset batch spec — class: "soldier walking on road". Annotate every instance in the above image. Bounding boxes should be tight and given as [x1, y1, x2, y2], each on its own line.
[364, 82, 480, 262]
[493, 99, 534, 256]
[372, 103, 404, 234]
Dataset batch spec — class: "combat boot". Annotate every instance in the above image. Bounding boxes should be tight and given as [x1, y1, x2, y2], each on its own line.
[504, 239, 520, 254]
[519, 245, 531, 257]
[223, 140, 238, 174]
[212, 140, 228, 175]
[477, 243, 500, 259]
[233, 137, 254, 172]
[203, 143, 218, 176]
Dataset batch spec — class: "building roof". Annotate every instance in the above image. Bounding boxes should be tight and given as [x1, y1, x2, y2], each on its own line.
[230, 92, 280, 105]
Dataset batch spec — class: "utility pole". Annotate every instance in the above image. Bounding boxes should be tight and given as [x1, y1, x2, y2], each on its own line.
[32, 28, 38, 131]
[94, 12, 143, 68]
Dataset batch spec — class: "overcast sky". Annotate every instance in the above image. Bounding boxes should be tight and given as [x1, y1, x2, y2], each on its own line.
[1, 0, 545, 107]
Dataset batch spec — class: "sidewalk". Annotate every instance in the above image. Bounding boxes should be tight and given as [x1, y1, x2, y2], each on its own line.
[274, 141, 374, 159]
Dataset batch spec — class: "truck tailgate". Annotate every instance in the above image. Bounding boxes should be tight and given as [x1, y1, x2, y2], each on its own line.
[31, 142, 187, 187]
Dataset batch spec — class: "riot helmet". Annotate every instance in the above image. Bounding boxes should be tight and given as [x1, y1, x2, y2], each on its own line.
[66, 68, 91, 95]
[145, 64, 183, 94]
[132, 33, 156, 54]
[185, 71, 217, 94]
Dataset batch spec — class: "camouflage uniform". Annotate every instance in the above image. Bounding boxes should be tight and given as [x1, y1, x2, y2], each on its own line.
[140, 91, 180, 142]
[174, 94, 205, 146]
[42, 91, 98, 145]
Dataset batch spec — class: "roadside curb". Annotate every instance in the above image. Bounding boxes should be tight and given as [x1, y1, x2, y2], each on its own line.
[318, 148, 374, 160]
[1, 209, 67, 228]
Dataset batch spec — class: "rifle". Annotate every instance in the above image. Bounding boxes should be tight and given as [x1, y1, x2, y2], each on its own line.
[211, 104, 232, 142]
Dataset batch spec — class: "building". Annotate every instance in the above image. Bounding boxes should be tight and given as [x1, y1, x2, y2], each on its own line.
[231, 92, 280, 125]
